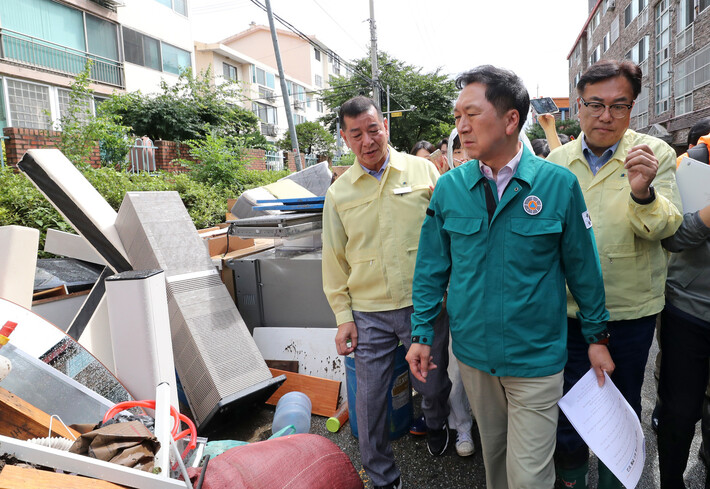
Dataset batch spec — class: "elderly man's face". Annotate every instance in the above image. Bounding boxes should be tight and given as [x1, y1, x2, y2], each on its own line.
[454, 82, 513, 163]
[341, 107, 389, 171]
[578, 75, 634, 155]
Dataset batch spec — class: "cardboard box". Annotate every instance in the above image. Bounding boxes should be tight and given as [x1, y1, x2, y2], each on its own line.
[198, 227, 254, 257]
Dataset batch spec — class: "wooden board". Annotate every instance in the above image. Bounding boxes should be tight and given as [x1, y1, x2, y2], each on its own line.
[266, 368, 340, 417]
[265, 360, 299, 373]
[0, 386, 80, 440]
[0, 465, 128, 489]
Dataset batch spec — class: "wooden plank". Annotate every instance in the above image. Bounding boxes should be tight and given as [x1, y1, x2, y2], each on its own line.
[0, 465, 128, 489]
[266, 368, 340, 417]
[220, 240, 274, 261]
[0, 386, 80, 441]
[265, 360, 299, 373]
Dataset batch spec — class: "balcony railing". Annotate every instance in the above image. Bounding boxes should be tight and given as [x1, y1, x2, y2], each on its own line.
[0, 28, 124, 88]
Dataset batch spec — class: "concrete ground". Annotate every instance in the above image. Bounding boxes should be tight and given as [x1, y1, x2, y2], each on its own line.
[226, 337, 706, 489]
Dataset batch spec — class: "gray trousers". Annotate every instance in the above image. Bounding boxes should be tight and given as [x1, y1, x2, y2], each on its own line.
[352, 306, 451, 486]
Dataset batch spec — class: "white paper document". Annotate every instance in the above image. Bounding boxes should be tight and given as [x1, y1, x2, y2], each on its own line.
[676, 156, 710, 213]
[558, 369, 645, 489]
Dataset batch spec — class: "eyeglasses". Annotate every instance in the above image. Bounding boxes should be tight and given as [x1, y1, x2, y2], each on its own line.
[580, 97, 634, 119]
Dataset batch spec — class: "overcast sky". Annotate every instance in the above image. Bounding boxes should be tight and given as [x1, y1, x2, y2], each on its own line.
[191, 0, 591, 99]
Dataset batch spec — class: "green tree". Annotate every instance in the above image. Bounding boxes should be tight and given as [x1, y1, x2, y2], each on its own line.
[99, 67, 271, 148]
[55, 63, 132, 169]
[320, 52, 457, 153]
[278, 121, 336, 158]
[526, 118, 581, 141]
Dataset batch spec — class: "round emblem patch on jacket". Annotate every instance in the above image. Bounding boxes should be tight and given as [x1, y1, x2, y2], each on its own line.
[523, 195, 542, 215]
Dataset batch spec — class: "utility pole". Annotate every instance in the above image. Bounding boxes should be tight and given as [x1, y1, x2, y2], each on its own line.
[386, 84, 390, 143]
[265, 0, 302, 171]
[369, 0, 380, 109]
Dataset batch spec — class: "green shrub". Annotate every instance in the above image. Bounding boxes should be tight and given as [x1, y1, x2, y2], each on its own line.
[1, 164, 291, 256]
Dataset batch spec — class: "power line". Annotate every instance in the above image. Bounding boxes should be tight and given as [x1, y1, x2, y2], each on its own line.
[309, 0, 367, 56]
[247, 0, 374, 87]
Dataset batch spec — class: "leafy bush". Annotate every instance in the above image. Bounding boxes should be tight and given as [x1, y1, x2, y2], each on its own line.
[56, 63, 132, 169]
[0, 165, 290, 256]
[99, 68, 267, 147]
[335, 153, 356, 166]
[526, 119, 581, 141]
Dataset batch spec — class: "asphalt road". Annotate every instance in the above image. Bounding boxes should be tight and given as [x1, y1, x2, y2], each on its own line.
[227, 337, 706, 489]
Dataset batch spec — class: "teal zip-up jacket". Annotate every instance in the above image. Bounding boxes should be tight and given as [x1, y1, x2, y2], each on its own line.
[411, 145, 609, 378]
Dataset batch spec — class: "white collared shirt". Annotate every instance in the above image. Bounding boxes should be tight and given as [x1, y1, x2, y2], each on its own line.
[479, 143, 523, 200]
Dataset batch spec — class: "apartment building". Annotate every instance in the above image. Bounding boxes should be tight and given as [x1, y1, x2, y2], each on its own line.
[194, 23, 349, 141]
[0, 0, 194, 132]
[568, 0, 710, 150]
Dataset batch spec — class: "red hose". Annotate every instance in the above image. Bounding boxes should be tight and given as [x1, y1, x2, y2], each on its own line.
[102, 400, 197, 457]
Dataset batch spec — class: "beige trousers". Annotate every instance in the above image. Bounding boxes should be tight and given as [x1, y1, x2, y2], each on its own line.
[458, 362, 563, 489]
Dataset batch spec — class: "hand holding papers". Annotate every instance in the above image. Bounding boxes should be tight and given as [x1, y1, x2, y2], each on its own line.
[676, 156, 710, 213]
[558, 369, 645, 489]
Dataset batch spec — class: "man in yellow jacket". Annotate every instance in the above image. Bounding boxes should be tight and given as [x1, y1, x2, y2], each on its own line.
[322, 96, 451, 489]
[547, 59, 683, 489]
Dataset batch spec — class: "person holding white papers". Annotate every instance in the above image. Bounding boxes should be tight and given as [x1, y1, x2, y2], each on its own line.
[547, 60, 683, 489]
[657, 125, 710, 489]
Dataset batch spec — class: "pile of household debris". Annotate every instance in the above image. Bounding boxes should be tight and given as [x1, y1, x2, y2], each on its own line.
[0, 149, 361, 488]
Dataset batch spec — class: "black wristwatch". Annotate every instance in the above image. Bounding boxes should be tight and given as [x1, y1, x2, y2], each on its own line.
[630, 184, 655, 205]
[587, 329, 610, 346]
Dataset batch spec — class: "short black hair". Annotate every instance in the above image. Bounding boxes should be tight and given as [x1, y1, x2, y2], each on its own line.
[688, 116, 710, 147]
[452, 134, 461, 150]
[410, 140, 435, 156]
[339, 96, 382, 129]
[437, 138, 448, 151]
[455, 65, 530, 132]
[557, 133, 571, 145]
[531, 138, 550, 157]
[577, 60, 643, 100]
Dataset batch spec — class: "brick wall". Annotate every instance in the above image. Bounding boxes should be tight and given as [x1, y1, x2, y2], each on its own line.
[154, 140, 191, 173]
[3, 127, 311, 174]
[3, 127, 100, 168]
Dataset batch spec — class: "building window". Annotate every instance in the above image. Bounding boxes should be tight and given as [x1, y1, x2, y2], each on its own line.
[153, 0, 187, 16]
[655, 0, 671, 115]
[630, 85, 649, 129]
[624, 0, 648, 27]
[333, 57, 341, 75]
[589, 45, 601, 65]
[314, 49, 321, 61]
[591, 10, 601, 33]
[123, 27, 161, 71]
[674, 43, 710, 114]
[603, 33, 610, 52]
[57, 88, 93, 123]
[223, 62, 238, 81]
[252, 102, 277, 125]
[161, 43, 191, 75]
[610, 15, 620, 44]
[317, 100, 324, 112]
[315, 74, 322, 87]
[5, 79, 51, 129]
[252, 65, 275, 89]
[294, 114, 306, 125]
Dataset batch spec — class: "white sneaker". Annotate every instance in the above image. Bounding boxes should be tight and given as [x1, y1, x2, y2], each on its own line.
[455, 430, 475, 457]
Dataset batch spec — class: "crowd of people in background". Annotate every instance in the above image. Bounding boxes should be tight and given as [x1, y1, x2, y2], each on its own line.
[321, 58, 710, 489]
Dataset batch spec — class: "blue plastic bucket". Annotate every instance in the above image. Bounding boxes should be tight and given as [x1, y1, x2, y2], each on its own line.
[345, 343, 412, 440]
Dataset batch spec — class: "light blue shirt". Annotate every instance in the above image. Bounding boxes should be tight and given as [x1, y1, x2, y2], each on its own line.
[359, 152, 390, 181]
[581, 136, 620, 175]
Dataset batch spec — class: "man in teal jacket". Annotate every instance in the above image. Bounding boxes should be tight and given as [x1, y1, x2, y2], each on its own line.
[407, 65, 614, 489]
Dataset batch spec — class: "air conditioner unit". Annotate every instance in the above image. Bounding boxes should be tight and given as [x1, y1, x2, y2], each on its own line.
[608, 0, 615, 10]
[265, 124, 277, 137]
[294, 100, 305, 110]
[266, 92, 276, 103]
